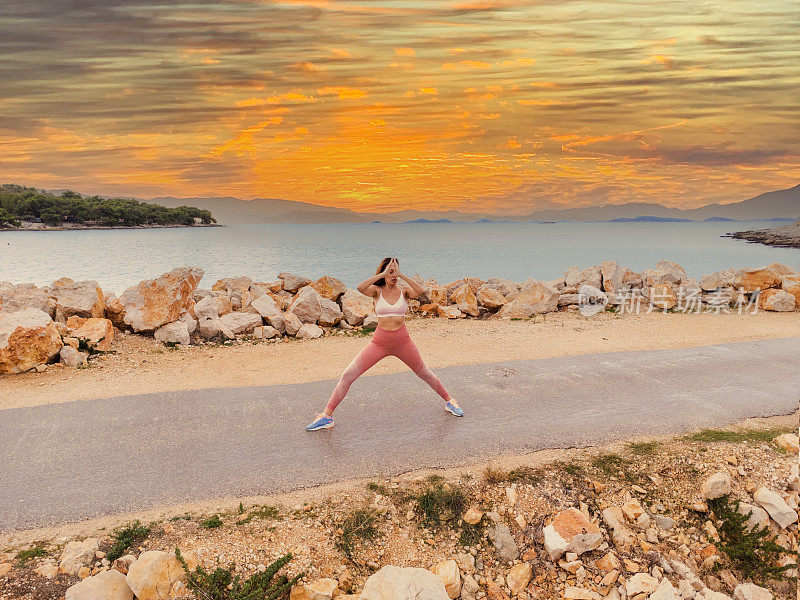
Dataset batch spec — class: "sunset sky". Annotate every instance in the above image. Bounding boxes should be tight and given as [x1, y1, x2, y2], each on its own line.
[1, 0, 798, 214]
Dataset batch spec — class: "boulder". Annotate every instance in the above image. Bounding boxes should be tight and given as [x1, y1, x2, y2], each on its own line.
[250, 294, 286, 332]
[647, 577, 677, 600]
[432, 559, 461, 599]
[341, 289, 375, 326]
[451, 284, 479, 317]
[73, 318, 115, 351]
[477, 286, 507, 309]
[487, 521, 519, 562]
[0, 308, 63, 374]
[59, 538, 99, 575]
[781, 275, 800, 307]
[601, 507, 636, 550]
[436, 304, 463, 318]
[179, 311, 197, 335]
[649, 284, 678, 310]
[283, 311, 303, 336]
[514, 279, 560, 313]
[621, 268, 643, 289]
[219, 312, 262, 335]
[485, 277, 518, 296]
[733, 583, 773, 600]
[318, 298, 343, 326]
[701, 472, 732, 500]
[154, 321, 191, 345]
[253, 325, 279, 339]
[735, 503, 769, 531]
[60, 345, 87, 367]
[493, 299, 534, 320]
[758, 289, 795, 312]
[641, 268, 672, 287]
[543, 507, 602, 560]
[118, 267, 204, 333]
[193, 295, 220, 320]
[463, 507, 483, 525]
[753, 487, 798, 528]
[196, 318, 222, 340]
[564, 267, 583, 289]
[506, 562, 532, 594]
[700, 272, 724, 291]
[656, 260, 686, 284]
[310, 276, 347, 301]
[0, 282, 56, 316]
[580, 266, 602, 289]
[360, 565, 449, 600]
[625, 573, 658, 596]
[558, 293, 581, 307]
[212, 276, 253, 310]
[126, 550, 196, 600]
[65, 568, 133, 600]
[278, 272, 311, 293]
[290, 286, 323, 323]
[290, 577, 338, 600]
[600, 261, 623, 293]
[48, 279, 105, 321]
[296, 323, 324, 339]
[774, 432, 799, 453]
[734, 267, 782, 292]
[425, 284, 448, 305]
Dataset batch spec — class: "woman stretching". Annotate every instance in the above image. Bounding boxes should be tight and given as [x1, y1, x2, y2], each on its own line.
[306, 257, 463, 431]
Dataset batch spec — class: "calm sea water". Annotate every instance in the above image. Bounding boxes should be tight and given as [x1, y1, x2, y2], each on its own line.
[2, 222, 798, 295]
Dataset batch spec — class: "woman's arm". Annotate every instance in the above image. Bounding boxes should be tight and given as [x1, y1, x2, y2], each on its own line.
[398, 271, 425, 299]
[357, 260, 394, 297]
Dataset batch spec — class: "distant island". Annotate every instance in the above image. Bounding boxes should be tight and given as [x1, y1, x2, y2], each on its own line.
[0, 184, 217, 230]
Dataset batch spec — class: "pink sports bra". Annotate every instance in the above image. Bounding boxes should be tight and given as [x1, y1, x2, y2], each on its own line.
[375, 288, 408, 317]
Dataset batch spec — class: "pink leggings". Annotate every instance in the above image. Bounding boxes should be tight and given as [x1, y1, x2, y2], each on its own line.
[326, 323, 451, 413]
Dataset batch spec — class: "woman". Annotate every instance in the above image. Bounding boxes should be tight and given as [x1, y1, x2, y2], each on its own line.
[306, 257, 463, 431]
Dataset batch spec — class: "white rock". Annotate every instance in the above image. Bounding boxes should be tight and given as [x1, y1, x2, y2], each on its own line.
[296, 323, 324, 339]
[60, 345, 88, 367]
[154, 321, 190, 345]
[460, 574, 479, 600]
[487, 522, 519, 562]
[625, 573, 658, 596]
[253, 325, 279, 339]
[278, 272, 311, 293]
[432, 559, 461, 599]
[506, 562, 532, 594]
[733, 583, 773, 600]
[289, 286, 323, 324]
[543, 508, 603, 560]
[753, 486, 798, 528]
[360, 565, 449, 600]
[283, 311, 303, 336]
[179, 311, 197, 335]
[60, 538, 100, 575]
[340, 289, 374, 326]
[193, 295, 220, 320]
[318, 298, 343, 326]
[735, 502, 769, 531]
[290, 577, 338, 600]
[65, 568, 133, 600]
[49, 279, 106, 321]
[126, 550, 195, 600]
[219, 311, 263, 335]
[701, 472, 732, 500]
[648, 577, 678, 600]
[0, 308, 63, 374]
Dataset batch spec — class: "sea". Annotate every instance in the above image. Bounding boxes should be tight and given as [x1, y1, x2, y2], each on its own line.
[2, 221, 798, 295]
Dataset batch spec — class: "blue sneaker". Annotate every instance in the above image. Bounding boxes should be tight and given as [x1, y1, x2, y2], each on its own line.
[306, 413, 334, 431]
[444, 401, 464, 417]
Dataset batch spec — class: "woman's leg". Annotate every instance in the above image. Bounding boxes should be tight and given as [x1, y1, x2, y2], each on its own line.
[324, 341, 389, 415]
[392, 334, 451, 401]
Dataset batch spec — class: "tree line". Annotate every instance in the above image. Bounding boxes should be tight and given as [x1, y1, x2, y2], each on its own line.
[0, 185, 216, 228]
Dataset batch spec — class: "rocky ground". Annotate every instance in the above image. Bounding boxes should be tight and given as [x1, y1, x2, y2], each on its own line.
[1, 414, 797, 600]
[728, 220, 800, 249]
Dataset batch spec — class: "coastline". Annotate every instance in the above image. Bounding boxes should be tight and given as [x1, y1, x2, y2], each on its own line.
[725, 220, 800, 248]
[0, 223, 223, 232]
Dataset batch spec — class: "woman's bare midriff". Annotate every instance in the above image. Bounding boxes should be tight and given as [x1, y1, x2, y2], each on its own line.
[376, 315, 405, 331]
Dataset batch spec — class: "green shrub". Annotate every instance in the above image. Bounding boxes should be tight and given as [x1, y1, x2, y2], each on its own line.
[412, 482, 467, 528]
[176, 548, 302, 600]
[334, 508, 381, 560]
[201, 514, 223, 529]
[15, 545, 47, 564]
[107, 520, 151, 562]
[708, 496, 796, 582]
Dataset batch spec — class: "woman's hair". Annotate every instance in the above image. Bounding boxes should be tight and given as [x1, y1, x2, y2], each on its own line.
[374, 257, 398, 288]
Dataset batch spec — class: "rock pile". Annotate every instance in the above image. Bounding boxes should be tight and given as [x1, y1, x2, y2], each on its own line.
[0, 261, 797, 373]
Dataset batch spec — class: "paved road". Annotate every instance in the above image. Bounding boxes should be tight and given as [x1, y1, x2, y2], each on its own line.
[2, 338, 799, 531]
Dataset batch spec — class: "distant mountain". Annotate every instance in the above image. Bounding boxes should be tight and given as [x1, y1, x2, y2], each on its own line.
[608, 216, 693, 223]
[145, 183, 799, 224]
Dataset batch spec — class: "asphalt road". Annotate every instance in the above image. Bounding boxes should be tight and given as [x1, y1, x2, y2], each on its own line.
[2, 338, 798, 531]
